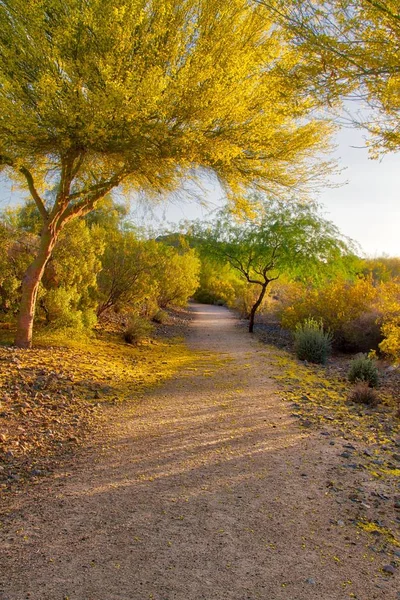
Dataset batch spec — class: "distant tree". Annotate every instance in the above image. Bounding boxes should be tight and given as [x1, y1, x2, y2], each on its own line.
[0, 0, 335, 347]
[194, 198, 353, 332]
[96, 231, 158, 317]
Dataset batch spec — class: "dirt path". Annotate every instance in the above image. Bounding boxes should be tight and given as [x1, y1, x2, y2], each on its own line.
[0, 305, 397, 600]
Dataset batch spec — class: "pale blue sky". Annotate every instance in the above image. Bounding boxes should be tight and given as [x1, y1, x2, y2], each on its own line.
[132, 126, 400, 257]
[1, 126, 399, 257]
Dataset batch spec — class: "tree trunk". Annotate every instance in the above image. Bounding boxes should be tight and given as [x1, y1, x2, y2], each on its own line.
[248, 283, 268, 333]
[14, 227, 57, 348]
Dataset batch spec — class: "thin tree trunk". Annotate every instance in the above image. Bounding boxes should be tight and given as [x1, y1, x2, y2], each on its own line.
[15, 227, 57, 348]
[248, 282, 268, 333]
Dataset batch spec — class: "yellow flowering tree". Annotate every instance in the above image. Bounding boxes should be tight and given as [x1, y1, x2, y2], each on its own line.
[0, 0, 335, 347]
[259, 0, 400, 154]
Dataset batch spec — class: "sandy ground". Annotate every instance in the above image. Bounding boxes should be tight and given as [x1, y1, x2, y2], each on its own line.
[0, 304, 397, 600]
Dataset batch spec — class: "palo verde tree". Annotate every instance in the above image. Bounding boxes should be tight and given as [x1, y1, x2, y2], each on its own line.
[256, 0, 400, 155]
[194, 197, 353, 333]
[0, 0, 335, 347]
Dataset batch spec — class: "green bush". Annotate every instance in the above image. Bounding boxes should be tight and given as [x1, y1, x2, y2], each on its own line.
[348, 382, 379, 406]
[348, 355, 379, 387]
[294, 317, 333, 364]
[123, 314, 154, 345]
[152, 309, 168, 324]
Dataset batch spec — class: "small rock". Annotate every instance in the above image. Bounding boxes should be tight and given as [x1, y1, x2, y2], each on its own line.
[393, 550, 400, 558]
[305, 578, 316, 585]
[337, 520, 345, 527]
[343, 443, 356, 450]
[382, 564, 396, 575]
[329, 441, 335, 446]
[393, 454, 400, 462]
[364, 450, 373, 457]
[341, 452, 351, 459]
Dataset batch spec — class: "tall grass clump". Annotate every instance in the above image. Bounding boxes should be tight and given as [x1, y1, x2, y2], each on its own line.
[294, 317, 333, 364]
[123, 314, 154, 345]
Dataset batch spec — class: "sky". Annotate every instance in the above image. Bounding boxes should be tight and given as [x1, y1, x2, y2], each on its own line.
[1, 126, 399, 257]
[130, 126, 400, 257]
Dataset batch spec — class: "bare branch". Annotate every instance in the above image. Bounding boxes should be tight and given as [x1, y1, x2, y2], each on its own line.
[19, 166, 49, 221]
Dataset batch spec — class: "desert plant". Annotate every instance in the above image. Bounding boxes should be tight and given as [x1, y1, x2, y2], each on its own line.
[348, 382, 380, 407]
[123, 315, 154, 345]
[280, 277, 379, 351]
[152, 309, 168, 325]
[348, 355, 379, 387]
[294, 317, 333, 364]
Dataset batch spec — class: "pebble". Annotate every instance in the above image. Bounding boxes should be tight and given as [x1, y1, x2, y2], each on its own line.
[305, 578, 316, 585]
[382, 564, 396, 575]
[337, 520, 345, 527]
[393, 454, 400, 462]
[341, 452, 351, 459]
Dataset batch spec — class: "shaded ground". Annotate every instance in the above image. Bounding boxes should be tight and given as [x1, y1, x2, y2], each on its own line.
[0, 305, 398, 599]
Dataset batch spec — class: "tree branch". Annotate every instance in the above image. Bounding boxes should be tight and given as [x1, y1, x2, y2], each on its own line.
[19, 166, 49, 221]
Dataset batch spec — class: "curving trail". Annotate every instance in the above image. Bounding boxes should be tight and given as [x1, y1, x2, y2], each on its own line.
[0, 305, 395, 599]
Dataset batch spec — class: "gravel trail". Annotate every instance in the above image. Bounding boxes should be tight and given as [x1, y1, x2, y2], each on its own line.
[0, 304, 395, 600]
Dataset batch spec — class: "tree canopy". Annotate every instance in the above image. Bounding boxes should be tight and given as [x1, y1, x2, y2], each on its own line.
[193, 197, 353, 332]
[0, 0, 336, 347]
[258, 0, 400, 154]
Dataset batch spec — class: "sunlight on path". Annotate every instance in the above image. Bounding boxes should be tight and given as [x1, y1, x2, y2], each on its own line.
[0, 304, 395, 600]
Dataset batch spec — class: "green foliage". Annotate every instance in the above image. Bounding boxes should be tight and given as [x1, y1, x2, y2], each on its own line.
[294, 317, 333, 364]
[348, 382, 380, 407]
[155, 245, 200, 309]
[152, 309, 168, 325]
[193, 196, 352, 332]
[124, 314, 154, 345]
[273, 0, 400, 154]
[0, 219, 37, 314]
[97, 231, 158, 316]
[280, 277, 380, 351]
[40, 287, 97, 333]
[348, 355, 379, 388]
[0, 0, 338, 346]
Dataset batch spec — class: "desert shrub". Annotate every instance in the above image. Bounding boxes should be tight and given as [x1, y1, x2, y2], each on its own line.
[378, 280, 400, 362]
[280, 277, 379, 351]
[155, 245, 200, 308]
[348, 355, 379, 387]
[152, 309, 168, 324]
[97, 232, 158, 316]
[194, 259, 241, 307]
[124, 314, 154, 344]
[348, 382, 380, 406]
[294, 317, 333, 364]
[40, 287, 97, 332]
[340, 310, 383, 353]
